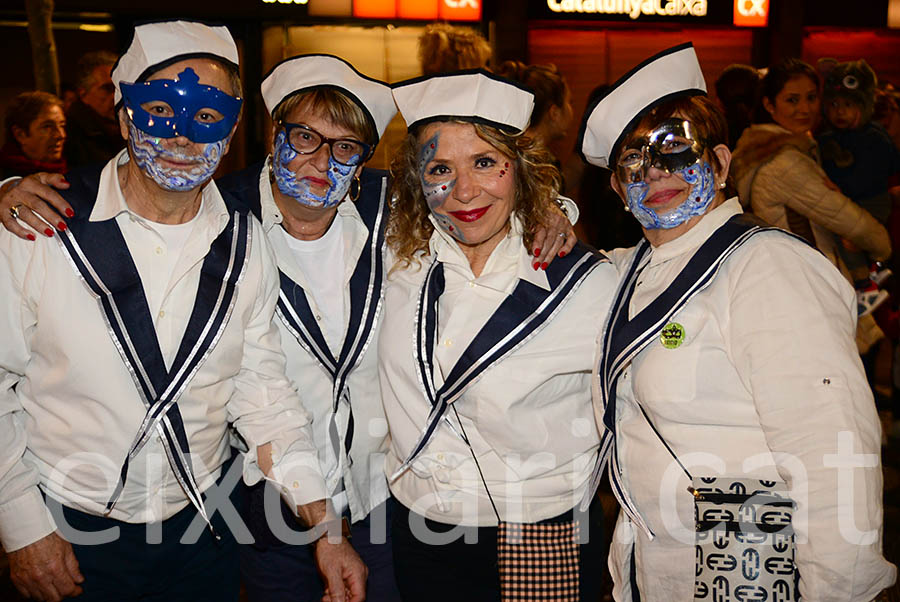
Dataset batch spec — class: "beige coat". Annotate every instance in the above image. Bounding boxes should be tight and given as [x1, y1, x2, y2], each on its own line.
[731, 123, 891, 351]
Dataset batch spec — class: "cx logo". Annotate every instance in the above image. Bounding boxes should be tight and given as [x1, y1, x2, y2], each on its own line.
[736, 0, 766, 16]
[733, 0, 768, 26]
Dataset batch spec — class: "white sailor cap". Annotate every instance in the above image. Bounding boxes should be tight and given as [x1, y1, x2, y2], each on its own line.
[392, 69, 534, 134]
[577, 43, 707, 169]
[112, 20, 240, 105]
[261, 54, 397, 141]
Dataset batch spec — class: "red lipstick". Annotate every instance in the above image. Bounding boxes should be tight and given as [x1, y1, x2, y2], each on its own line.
[449, 206, 490, 222]
[303, 176, 329, 187]
[645, 189, 682, 206]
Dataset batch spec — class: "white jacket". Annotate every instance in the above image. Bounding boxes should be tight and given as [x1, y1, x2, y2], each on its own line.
[599, 199, 896, 602]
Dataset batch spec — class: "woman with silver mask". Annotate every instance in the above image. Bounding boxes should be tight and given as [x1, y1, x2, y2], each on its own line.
[579, 44, 894, 601]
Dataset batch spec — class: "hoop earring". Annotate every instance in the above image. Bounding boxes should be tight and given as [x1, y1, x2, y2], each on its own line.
[349, 174, 361, 201]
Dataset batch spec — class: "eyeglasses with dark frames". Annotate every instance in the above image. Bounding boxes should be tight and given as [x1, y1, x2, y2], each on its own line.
[279, 122, 371, 166]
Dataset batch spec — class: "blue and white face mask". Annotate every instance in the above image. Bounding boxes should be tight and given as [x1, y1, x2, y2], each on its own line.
[271, 129, 356, 209]
[616, 118, 717, 230]
[120, 67, 242, 191]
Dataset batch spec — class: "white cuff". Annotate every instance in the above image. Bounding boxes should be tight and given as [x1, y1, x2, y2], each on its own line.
[0, 488, 57, 552]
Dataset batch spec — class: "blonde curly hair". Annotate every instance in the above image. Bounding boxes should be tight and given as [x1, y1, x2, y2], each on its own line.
[387, 120, 560, 271]
[418, 23, 492, 75]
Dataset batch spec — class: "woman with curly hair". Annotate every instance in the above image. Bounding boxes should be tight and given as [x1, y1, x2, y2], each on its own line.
[417, 23, 492, 76]
[379, 70, 617, 600]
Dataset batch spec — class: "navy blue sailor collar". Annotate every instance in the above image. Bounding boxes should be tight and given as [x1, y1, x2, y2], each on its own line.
[645, 196, 744, 267]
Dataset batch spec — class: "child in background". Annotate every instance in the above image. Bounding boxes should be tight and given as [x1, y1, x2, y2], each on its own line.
[817, 58, 900, 315]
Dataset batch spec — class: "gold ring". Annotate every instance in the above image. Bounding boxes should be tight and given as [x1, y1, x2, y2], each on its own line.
[9, 204, 23, 220]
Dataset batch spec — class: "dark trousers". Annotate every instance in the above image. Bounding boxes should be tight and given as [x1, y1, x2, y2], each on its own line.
[49, 458, 243, 602]
[240, 498, 401, 602]
[390, 497, 605, 602]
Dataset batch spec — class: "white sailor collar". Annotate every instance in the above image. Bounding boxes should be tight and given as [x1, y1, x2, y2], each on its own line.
[647, 196, 743, 267]
[91, 148, 229, 231]
[428, 211, 550, 292]
[258, 154, 366, 234]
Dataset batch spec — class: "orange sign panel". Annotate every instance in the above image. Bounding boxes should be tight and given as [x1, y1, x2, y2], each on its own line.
[353, 0, 396, 18]
[733, 0, 768, 27]
[439, 0, 481, 21]
[398, 0, 438, 19]
[352, 0, 480, 20]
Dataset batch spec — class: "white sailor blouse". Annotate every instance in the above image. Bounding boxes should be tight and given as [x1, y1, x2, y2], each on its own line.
[239, 157, 392, 522]
[0, 151, 319, 551]
[380, 215, 618, 526]
[598, 198, 896, 602]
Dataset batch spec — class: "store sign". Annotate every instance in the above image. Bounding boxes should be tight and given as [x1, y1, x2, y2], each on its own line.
[545, 0, 707, 19]
[733, 0, 768, 27]
[354, 0, 481, 20]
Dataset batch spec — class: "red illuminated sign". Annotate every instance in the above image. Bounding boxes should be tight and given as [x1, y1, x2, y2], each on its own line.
[353, 0, 481, 20]
[733, 0, 768, 27]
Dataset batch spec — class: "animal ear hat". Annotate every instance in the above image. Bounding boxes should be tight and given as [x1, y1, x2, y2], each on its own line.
[819, 57, 878, 123]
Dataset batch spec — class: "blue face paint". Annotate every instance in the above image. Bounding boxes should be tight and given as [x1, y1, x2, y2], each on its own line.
[271, 130, 356, 209]
[625, 158, 716, 229]
[128, 119, 226, 192]
[417, 133, 465, 243]
[120, 68, 242, 143]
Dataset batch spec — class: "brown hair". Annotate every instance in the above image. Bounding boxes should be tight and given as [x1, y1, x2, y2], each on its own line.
[387, 120, 559, 271]
[75, 50, 117, 92]
[5, 91, 64, 145]
[496, 61, 568, 129]
[272, 87, 378, 147]
[418, 23, 492, 76]
[617, 95, 729, 174]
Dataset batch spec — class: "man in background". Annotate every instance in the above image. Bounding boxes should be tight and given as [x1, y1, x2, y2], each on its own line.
[65, 50, 122, 168]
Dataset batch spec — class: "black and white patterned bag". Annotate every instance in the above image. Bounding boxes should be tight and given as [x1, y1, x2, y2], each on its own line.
[691, 476, 797, 602]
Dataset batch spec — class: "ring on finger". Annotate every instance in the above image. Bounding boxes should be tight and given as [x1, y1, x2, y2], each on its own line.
[9, 204, 23, 220]
[557, 232, 566, 238]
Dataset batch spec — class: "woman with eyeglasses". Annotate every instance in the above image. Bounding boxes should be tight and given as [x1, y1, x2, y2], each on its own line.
[215, 55, 400, 602]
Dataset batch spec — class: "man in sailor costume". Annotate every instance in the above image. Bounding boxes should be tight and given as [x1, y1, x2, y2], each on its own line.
[0, 21, 363, 602]
[215, 54, 400, 601]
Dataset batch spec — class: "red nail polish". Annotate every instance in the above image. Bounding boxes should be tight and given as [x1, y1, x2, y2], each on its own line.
[57, 222, 67, 231]
[64, 208, 74, 217]
[26, 233, 35, 241]
[559, 251, 566, 258]
[44, 228, 54, 237]
[541, 262, 549, 270]
[533, 248, 541, 257]
[533, 262, 540, 270]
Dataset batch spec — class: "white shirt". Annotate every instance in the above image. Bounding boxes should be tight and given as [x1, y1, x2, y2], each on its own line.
[0, 151, 321, 552]
[278, 214, 346, 351]
[257, 159, 390, 521]
[380, 215, 618, 526]
[600, 198, 896, 602]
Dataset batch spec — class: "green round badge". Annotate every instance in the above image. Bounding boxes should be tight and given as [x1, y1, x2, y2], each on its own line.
[660, 322, 685, 349]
